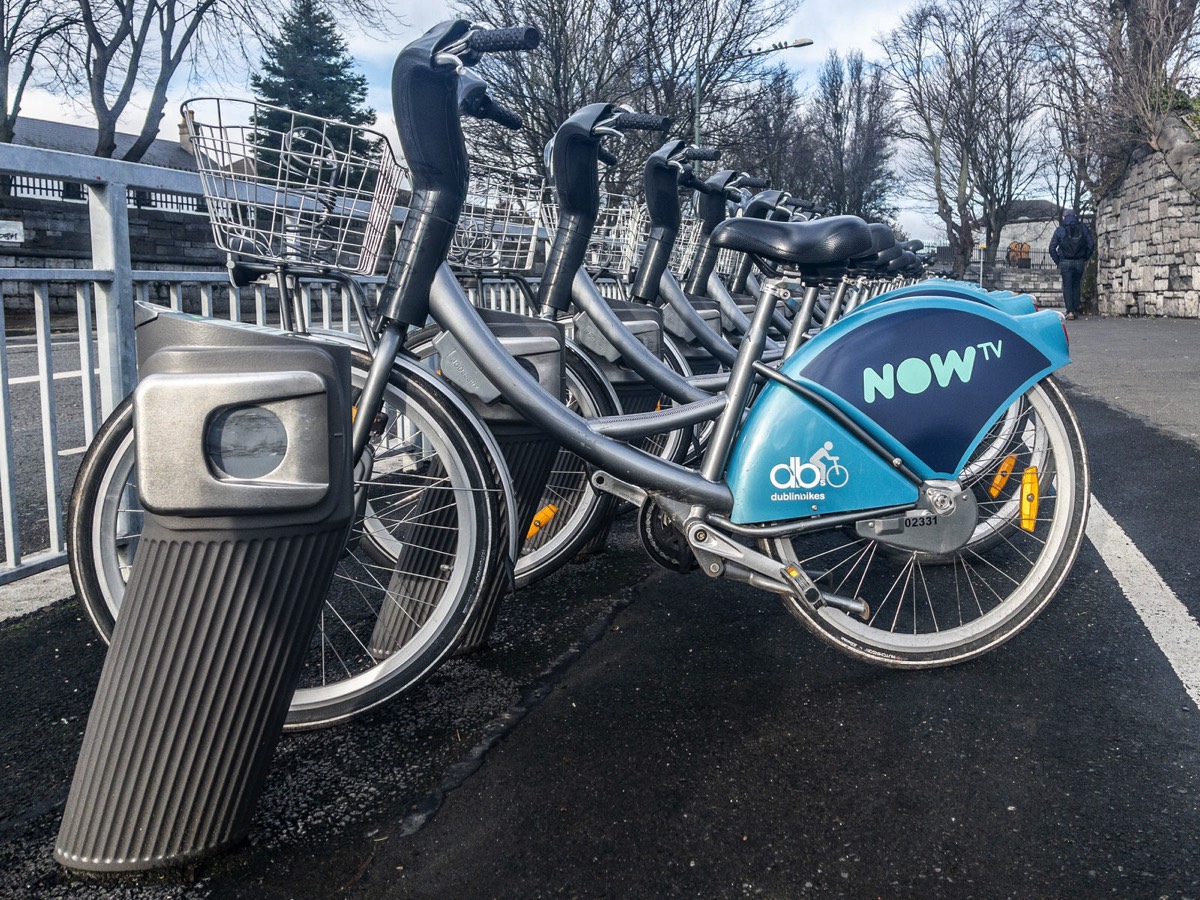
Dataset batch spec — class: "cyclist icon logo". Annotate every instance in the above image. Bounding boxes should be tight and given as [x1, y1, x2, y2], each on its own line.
[769, 441, 850, 490]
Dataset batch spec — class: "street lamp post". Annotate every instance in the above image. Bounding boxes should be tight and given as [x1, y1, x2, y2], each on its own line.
[694, 37, 813, 145]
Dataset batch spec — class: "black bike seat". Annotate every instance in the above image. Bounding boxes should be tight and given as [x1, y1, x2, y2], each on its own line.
[709, 215, 874, 267]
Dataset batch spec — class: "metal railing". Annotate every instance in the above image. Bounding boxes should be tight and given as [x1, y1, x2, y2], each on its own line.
[0, 143, 564, 584]
[0, 144, 379, 583]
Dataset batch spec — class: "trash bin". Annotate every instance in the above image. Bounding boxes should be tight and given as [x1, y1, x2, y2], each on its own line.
[55, 304, 352, 872]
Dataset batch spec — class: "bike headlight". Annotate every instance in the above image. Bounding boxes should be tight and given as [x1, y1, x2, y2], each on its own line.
[205, 405, 288, 479]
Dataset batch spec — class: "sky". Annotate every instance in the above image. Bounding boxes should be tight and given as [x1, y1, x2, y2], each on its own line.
[17, 0, 941, 237]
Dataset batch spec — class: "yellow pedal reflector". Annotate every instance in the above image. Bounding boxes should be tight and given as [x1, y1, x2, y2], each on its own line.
[1020, 467, 1039, 532]
[526, 503, 560, 540]
[989, 455, 1017, 498]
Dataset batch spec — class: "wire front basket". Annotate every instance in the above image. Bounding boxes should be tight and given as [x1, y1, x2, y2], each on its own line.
[540, 188, 643, 276]
[628, 203, 702, 278]
[183, 97, 408, 275]
[448, 162, 545, 272]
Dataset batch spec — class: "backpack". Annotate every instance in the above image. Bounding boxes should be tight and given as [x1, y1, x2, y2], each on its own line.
[1058, 221, 1090, 260]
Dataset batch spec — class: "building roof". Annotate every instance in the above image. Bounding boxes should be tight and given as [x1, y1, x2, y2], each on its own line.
[1008, 199, 1061, 221]
[12, 116, 198, 172]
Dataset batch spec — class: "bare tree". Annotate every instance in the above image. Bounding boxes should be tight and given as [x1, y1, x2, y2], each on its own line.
[881, 1, 981, 275]
[968, 9, 1042, 267]
[720, 65, 816, 195]
[50, 0, 394, 162]
[454, 0, 799, 193]
[1035, 0, 1200, 205]
[808, 49, 897, 220]
[454, 0, 645, 176]
[1, 0, 76, 143]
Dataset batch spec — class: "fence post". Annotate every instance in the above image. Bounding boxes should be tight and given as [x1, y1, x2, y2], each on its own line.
[88, 181, 136, 415]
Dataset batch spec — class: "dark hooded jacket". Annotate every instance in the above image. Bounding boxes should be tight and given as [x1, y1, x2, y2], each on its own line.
[1049, 212, 1095, 265]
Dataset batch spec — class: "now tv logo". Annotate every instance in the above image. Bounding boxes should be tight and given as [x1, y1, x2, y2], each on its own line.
[863, 341, 1003, 404]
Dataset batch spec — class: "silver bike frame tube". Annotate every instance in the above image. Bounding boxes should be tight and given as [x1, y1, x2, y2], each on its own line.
[782, 285, 820, 358]
[706, 270, 792, 339]
[351, 322, 405, 459]
[699, 281, 781, 483]
[657, 271, 739, 367]
[429, 264, 735, 512]
[822, 278, 850, 326]
[568, 269, 709, 405]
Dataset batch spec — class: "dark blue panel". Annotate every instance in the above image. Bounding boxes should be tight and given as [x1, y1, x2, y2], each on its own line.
[795, 308, 1050, 475]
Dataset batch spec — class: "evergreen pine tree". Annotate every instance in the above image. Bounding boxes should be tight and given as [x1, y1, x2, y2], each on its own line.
[248, 0, 380, 198]
[251, 0, 374, 127]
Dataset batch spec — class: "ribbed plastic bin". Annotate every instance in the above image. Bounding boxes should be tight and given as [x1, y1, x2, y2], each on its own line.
[55, 306, 352, 872]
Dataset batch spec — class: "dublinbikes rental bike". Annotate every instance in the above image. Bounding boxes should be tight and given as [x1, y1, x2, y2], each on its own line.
[69, 19, 1089, 730]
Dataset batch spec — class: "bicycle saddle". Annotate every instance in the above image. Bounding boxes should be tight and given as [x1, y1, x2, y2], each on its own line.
[709, 215, 873, 267]
[850, 222, 895, 262]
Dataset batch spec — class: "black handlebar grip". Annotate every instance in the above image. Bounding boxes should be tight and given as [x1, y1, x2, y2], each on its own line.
[613, 112, 672, 132]
[685, 146, 721, 162]
[597, 146, 619, 166]
[740, 175, 769, 189]
[488, 100, 524, 130]
[466, 26, 541, 52]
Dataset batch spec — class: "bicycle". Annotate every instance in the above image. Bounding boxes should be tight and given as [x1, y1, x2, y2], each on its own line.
[73, 20, 1089, 732]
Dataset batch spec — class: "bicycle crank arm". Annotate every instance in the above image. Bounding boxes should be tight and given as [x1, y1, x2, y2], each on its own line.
[687, 520, 870, 620]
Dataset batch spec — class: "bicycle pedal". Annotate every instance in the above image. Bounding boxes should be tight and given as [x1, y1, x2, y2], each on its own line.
[822, 591, 871, 621]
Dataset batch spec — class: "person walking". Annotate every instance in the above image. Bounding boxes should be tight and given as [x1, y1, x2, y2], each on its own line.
[1048, 208, 1095, 319]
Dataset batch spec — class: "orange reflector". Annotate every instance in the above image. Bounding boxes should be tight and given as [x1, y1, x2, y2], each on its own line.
[989, 455, 1017, 498]
[351, 405, 357, 423]
[1020, 467, 1039, 532]
[526, 503, 560, 540]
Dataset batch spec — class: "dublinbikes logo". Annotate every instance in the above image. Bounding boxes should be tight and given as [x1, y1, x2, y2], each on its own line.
[862, 341, 1004, 404]
[769, 441, 849, 502]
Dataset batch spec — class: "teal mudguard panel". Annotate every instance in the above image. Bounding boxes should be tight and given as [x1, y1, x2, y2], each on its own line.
[724, 297, 1069, 525]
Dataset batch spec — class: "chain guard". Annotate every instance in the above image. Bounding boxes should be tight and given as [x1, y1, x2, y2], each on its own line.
[638, 499, 696, 573]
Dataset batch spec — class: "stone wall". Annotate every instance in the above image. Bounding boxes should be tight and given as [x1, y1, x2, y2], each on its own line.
[986, 266, 1063, 308]
[0, 193, 225, 311]
[1096, 119, 1200, 318]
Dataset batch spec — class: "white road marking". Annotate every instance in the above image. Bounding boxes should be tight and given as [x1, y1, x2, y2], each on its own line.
[1087, 495, 1200, 710]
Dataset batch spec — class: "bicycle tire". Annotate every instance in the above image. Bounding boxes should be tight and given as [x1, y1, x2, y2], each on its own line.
[68, 350, 509, 730]
[762, 376, 1089, 667]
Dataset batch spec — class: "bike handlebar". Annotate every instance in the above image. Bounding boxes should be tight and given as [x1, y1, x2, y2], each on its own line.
[685, 146, 721, 162]
[597, 145, 619, 166]
[485, 99, 523, 129]
[612, 112, 672, 132]
[738, 175, 769, 190]
[466, 26, 541, 53]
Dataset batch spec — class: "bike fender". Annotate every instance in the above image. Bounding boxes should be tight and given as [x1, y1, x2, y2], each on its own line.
[725, 298, 1069, 524]
[859, 281, 1038, 316]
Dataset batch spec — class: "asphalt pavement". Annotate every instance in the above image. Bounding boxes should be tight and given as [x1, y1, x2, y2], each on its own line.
[1, 314, 1199, 899]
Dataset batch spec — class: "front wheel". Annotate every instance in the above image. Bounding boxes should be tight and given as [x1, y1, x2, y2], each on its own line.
[762, 376, 1089, 667]
[68, 352, 509, 730]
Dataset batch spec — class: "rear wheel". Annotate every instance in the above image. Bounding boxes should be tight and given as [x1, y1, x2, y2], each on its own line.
[68, 352, 508, 730]
[762, 377, 1089, 667]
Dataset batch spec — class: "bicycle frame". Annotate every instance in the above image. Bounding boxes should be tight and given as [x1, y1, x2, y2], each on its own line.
[358, 20, 1075, 599]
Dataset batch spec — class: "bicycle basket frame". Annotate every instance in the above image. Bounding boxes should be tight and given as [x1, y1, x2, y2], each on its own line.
[540, 188, 642, 276]
[183, 97, 408, 276]
[448, 162, 544, 272]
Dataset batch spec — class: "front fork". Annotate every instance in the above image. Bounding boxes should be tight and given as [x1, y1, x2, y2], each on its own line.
[350, 321, 409, 460]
